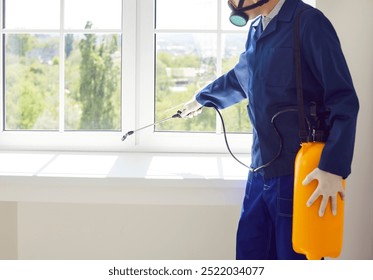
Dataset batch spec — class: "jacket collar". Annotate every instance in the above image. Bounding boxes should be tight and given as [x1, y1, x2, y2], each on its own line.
[258, 0, 301, 40]
[251, 15, 262, 30]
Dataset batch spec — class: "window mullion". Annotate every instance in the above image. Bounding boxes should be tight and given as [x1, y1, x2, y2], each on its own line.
[0, 0, 4, 133]
[136, 0, 155, 144]
[216, 0, 223, 134]
[59, 0, 65, 132]
[121, 0, 137, 144]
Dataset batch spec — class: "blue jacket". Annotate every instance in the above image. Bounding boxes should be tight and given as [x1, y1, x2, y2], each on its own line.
[196, 0, 359, 179]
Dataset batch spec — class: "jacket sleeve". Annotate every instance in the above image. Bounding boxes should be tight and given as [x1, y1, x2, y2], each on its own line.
[195, 55, 248, 109]
[302, 10, 359, 178]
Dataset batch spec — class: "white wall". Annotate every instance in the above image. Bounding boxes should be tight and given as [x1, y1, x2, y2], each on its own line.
[0, 202, 17, 259]
[0, 156, 247, 260]
[0, 200, 240, 260]
[316, 0, 373, 259]
[16, 202, 240, 260]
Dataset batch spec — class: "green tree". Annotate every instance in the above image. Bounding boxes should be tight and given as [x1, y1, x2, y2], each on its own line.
[155, 51, 216, 132]
[5, 34, 59, 130]
[6, 34, 36, 56]
[78, 21, 120, 130]
[65, 34, 74, 58]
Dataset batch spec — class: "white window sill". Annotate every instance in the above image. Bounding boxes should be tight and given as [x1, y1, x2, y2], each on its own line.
[0, 151, 249, 206]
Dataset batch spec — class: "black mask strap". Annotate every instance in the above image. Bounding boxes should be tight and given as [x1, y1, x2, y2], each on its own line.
[238, 0, 270, 12]
[228, 0, 270, 27]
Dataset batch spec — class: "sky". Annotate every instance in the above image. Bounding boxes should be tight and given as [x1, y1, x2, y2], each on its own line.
[4, 0, 121, 30]
[4, 0, 316, 30]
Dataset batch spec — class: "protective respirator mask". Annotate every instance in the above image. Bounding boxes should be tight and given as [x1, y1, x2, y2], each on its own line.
[228, 0, 270, 27]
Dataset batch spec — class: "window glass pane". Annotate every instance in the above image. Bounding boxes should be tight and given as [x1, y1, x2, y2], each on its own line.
[155, 33, 217, 132]
[4, 34, 59, 130]
[64, 33, 121, 130]
[4, 0, 60, 29]
[221, 34, 252, 133]
[156, 0, 217, 30]
[64, 0, 122, 29]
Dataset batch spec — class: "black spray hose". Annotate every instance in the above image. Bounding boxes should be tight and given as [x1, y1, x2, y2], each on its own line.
[122, 107, 300, 173]
[213, 106, 300, 172]
[213, 107, 250, 169]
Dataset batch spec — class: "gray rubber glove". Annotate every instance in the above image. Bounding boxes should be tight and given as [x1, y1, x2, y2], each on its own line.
[180, 98, 203, 118]
[303, 167, 345, 217]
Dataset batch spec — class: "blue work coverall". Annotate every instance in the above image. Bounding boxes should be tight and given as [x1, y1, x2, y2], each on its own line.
[195, 0, 359, 259]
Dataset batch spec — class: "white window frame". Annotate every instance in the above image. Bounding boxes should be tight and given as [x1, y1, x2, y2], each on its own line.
[0, 0, 251, 154]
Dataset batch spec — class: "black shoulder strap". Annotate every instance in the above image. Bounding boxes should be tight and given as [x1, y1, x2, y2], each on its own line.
[294, 8, 311, 142]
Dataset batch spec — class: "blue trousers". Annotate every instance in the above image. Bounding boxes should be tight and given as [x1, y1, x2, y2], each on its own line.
[236, 171, 307, 260]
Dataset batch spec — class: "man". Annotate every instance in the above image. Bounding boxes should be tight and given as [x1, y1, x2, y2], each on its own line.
[180, 0, 359, 260]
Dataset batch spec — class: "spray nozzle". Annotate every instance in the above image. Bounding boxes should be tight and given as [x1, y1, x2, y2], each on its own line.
[121, 110, 183, 141]
[121, 130, 134, 141]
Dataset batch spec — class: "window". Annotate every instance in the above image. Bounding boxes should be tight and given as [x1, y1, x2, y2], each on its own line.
[2, 0, 122, 131]
[155, 0, 251, 134]
[135, 0, 251, 152]
[0, 0, 135, 151]
[1, 0, 315, 152]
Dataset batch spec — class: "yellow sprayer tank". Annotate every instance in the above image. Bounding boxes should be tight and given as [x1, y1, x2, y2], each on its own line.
[292, 142, 345, 260]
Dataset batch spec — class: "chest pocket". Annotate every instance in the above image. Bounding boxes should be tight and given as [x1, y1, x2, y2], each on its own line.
[259, 47, 294, 87]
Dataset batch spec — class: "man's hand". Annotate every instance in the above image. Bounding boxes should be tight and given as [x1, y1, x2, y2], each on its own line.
[180, 98, 203, 118]
[302, 168, 345, 217]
